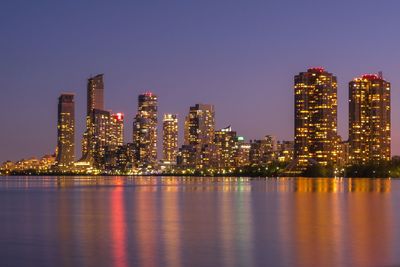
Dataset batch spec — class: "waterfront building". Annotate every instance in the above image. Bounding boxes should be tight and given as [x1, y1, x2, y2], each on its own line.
[102, 113, 125, 172]
[200, 144, 218, 171]
[162, 114, 178, 164]
[87, 74, 104, 115]
[276, 140, 294, 163]
[39, 155, 56, 172]
[89, 109, 111, 169]
[109, 113, 124, 148]
[294, 67, 338, 167]
[14, 158, 40, 172]
[81, 111, 124, 171]
[249, 135, 277, 167]
[214, 126, 238, 172]
[132, 92, 158, 171]
[7, 155, 55, 174]
[337, 139, 350, 167]
[0, 161, 15, 174]
[176, 145, 197, 171]
[105, 143, 135, 174]
[55, 93, 75, 171]
[235, 137, 251, 168]
[184, 104, 215, 169]
[82, 74, 105, 161]
[349, 73, 391, 164]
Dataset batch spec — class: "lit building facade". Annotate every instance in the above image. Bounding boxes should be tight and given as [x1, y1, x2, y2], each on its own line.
[200, 144, 217, 171]
[214, 126, 237, 171]
[235, 137, 251, 168]
[83, 111, 124, 170]
[89, 109, 111, 169]
[163, 114, 178, 164]
[184, 104, 215, 169]
[249, 135, 277, 166]
[176, 145, 197, 171]
[105, 143, 135, 174]
[87, 74, 104, 115]
[6, 155, 56, 174]
[276, 140, 294, 163]
[337, 139, 349, 167]
[82, 74, 105, 161]
[109, 113, 124, 148]
[56, 93, 75, 170]
[132, 92, 158, 171]
[294, 67, 338, 167]
[349, 73, 391, 164]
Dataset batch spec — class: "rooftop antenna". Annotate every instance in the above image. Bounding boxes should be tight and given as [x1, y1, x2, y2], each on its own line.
[378, 71, 383, 79]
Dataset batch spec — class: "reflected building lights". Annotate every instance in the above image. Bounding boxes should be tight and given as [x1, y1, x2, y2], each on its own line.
[161, 189, 182, 267]
[111, 187, 128, 267]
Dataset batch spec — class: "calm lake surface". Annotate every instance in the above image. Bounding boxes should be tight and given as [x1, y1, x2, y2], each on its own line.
[0, 176, 399, 267]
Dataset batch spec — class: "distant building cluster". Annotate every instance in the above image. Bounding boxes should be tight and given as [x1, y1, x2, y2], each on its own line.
[0, 68, 391, 175]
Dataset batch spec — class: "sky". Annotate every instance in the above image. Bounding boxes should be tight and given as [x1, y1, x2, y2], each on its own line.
[1, 0, 400, 162]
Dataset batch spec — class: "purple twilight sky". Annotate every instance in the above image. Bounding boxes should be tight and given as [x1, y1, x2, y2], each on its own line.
[1, 0, 400, 162]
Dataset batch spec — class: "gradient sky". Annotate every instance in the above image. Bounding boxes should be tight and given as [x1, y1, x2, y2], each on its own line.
[1, 0, 400, 162]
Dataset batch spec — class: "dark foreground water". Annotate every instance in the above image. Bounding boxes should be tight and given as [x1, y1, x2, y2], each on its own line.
[0, 176, 399, 267]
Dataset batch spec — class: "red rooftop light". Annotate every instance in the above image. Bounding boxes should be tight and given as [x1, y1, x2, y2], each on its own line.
[144, 91, 153, 97]
[114, 113, 124, 121]
[308, 67, 325, 72]
[361, 74, 380, 80]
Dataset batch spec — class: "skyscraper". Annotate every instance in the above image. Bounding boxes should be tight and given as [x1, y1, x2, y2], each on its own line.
[294, 67, 338, 167]
[184, 104, 215, 169]
[87, 74, 104, 115]
[132, 92, 158, 171]
[349, 73, 391, 164]
[56, 93, 75, 171]
[214, 126, 237, 172]
[82, 74, 105, 161]
[90, 109, 111, 169]
[162, 114, 178, 164]
[109, 113, 124, 148]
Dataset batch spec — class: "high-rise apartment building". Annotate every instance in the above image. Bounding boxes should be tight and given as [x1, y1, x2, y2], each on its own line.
[132, 92, 158, 171]
[184, 104, 215, 169]
[294, 67, 338, 167]
[84, 111, 124, 170]
[82, 74, 105, 161]
[349, 73, 390, 164]
[87, 74, 104, 115]
[109, 113, 124, 148]
[56, 93, 75, 170]
[235, 137, 251, 168]
[105, 143, 135, 174]
[89, 109, 111, 169]
[214, 126, 237, 171]
[163, 114, 178, 164]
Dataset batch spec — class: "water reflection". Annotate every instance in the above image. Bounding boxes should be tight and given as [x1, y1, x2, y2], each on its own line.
[161, 188, 182, 267]
[134, 182, 159, 267]
[0, 177, 398, 267]
[111, 186, 127, 267]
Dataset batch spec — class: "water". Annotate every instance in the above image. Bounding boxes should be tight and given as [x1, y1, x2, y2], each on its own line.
[0, 176, 398, 267]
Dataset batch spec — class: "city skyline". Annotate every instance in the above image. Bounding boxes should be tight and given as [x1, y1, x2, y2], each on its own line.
[2, 1, 400, 163]
[0, 69, 396, 165]
[2, 66, 391, 175]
